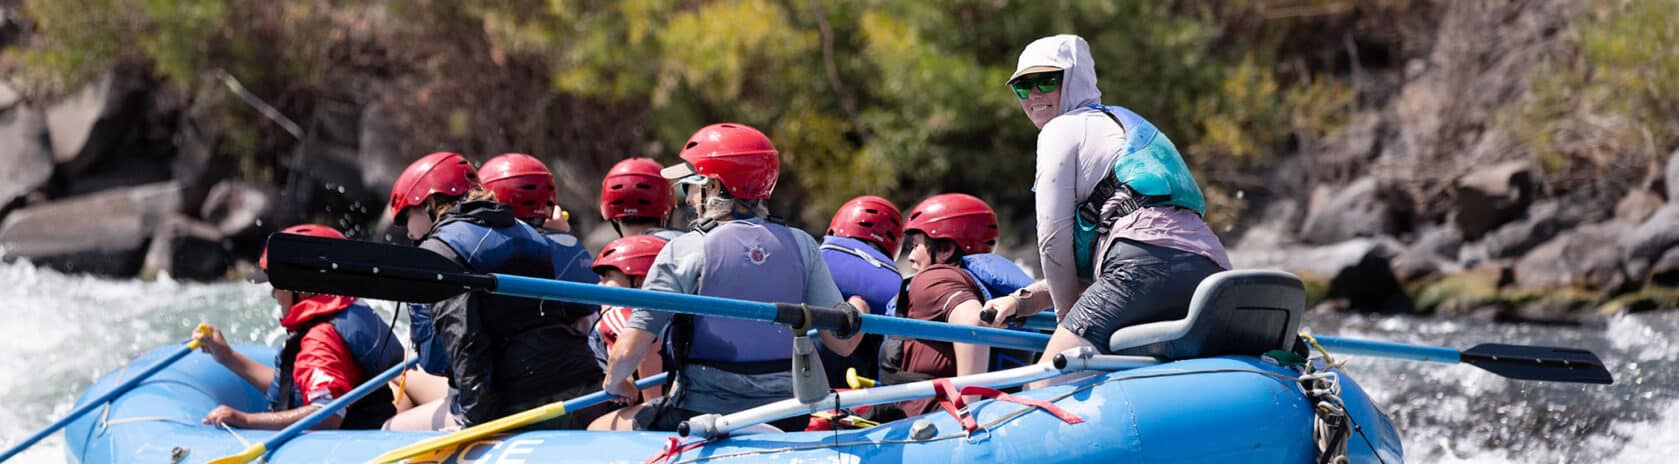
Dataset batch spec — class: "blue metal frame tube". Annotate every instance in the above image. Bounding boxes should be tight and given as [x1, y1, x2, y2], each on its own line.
[493, 275, 1052, 352]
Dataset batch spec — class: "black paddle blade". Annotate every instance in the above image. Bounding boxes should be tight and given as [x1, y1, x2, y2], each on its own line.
[265, 233, 490, 303]
[1459, 343, 1614, 384]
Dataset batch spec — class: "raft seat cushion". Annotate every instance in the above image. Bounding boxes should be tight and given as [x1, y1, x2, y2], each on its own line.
[1108, 269, 1305, 359]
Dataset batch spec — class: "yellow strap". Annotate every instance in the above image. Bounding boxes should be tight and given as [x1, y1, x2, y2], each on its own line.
[1298, 333, 1336, 365]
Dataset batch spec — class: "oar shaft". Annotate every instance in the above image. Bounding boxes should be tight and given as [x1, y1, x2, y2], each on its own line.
[493, 275, 1053, 352]
[273, 358, 419, 446]
[1311, 336, 1461, 364]
[0, 343, 195, 462]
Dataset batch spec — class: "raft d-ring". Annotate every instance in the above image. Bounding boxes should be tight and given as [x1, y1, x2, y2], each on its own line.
[964, 426, 993, 444]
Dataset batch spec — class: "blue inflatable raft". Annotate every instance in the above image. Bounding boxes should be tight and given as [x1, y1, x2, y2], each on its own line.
[64, 269, 1407, 463]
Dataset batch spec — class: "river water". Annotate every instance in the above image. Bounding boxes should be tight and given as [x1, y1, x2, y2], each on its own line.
[0, 260, 1673, 463]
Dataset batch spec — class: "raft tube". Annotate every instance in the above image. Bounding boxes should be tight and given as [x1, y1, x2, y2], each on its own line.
[64, 344, 1403, 463]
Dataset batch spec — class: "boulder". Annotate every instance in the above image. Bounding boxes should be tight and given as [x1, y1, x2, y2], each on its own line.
[1298, 177, 1392, 244]
[0, 182, 182, 275]
[141, 215, 231, 280]
[44, 72, 141, 176]
[1477, 200, 1583, 261]
[0, 105, 53, 212]
[1230, 237, 1412, 313]
[1451, 160, 1533, 239]
[1624, 204, 1679, 263]
[1615, 189, 1663, 224]
[1649, 248, 1679, 288]
[1514, 221, 1636, 292]
[1392, 225, 1464, 282]
[200, 179, 282, 247]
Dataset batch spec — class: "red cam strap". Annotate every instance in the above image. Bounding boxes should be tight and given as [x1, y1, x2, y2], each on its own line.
[644, 437, 708, 464]
[932, 378, 1084, 434]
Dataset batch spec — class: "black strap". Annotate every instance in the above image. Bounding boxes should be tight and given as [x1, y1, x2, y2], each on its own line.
[1079, 108, 1171, 237]
[273, 331, 307, 411]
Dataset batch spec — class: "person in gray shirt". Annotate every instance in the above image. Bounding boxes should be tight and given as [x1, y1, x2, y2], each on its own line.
[589, 123, 860, 432]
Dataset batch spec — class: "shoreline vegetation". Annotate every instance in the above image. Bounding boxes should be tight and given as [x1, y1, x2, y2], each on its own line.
[0, 0, 1675, 322]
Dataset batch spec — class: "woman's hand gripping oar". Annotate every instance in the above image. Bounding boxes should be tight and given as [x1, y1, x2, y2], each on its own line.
[207, 358, 420, 464]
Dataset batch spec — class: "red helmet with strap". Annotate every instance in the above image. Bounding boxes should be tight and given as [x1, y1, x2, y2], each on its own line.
[389, 152, 478, 219]
[259, 224, 347, 270]
[660, 123, 779, 200]
[827, 195, 904, 257]
[904, 193, 999, 254]
[600, 158, 675, 221]
[481, 153, 557, 221]
[592, 235, 669, 278]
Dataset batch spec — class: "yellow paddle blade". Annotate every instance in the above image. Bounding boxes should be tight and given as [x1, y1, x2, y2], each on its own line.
[846, 367, 876, 389]
[187, 323, 213, 350]
[205, 443, 266, 464]
[364, 401, 568, 464]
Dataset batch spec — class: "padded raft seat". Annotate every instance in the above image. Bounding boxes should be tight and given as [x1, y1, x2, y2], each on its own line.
[1109, 269, 1306, 360]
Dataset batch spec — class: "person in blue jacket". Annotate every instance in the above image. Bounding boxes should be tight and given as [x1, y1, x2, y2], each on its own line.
[817, 195, 905, 385]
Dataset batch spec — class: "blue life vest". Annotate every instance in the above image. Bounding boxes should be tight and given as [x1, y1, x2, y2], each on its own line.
[819, 235, 900, 315]
[885, 253, 1031, 316]
[684, 220, 807, 363]
[433, 220, 597, 321]
[266, 301, 403, 429]
[1073, 104, 1206, 280]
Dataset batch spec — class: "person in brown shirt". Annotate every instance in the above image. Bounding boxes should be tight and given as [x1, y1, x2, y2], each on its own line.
[882, 194, 1003, 416]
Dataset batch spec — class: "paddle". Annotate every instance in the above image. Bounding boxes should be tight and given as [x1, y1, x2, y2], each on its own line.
[264, 234, 1611, 385]
[0, 324, 212, 462]
[207, 358, 420, 464]
[265, 233, 1052, 352]
[364, 373, 669, 464]
[1308, 335, 1613, 384]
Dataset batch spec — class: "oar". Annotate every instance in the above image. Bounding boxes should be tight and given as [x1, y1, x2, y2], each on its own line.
[208, 358, 420, 464]
[364, 373, 669, 464]
[264, 233, 1051, 352]
[1308, 335, 1613, 384]
[263, 233, 1612, 385]
[0, 324, 212, 462]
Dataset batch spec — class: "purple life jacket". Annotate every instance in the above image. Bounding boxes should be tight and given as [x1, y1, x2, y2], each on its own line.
[819, 235, 900, 315]
[686, 220, 807, 363]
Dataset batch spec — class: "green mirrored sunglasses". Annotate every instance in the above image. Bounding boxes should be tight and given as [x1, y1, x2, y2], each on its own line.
[1010, 72, 1062, 100]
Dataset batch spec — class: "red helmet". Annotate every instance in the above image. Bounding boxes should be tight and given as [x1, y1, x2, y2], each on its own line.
[904, 193, 999, 254]
[660, 123, 778, 200]
[389, 152, 479, 219]
[592, 235, 669, 278]
[481, 153, 557, 221]
[827, 195, 904, 257]
[260, 224, 347, 270]
[600, 158, 675, 221]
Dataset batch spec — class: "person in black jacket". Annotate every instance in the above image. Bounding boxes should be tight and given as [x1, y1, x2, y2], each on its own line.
[383, 152, 602, 430]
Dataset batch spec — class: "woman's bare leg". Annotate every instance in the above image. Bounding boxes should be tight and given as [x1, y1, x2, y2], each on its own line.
[1028, 328, 1100, 389]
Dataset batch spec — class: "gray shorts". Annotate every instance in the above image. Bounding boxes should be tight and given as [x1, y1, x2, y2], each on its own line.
[1060, 239, 1223, 353]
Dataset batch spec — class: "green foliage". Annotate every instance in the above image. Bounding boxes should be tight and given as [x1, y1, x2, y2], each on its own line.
[6, 0, 1354, 234]
[1507, 0, 1679, 184]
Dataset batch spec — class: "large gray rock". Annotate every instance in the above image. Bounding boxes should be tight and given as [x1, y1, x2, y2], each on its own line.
[1616, 189, 1664, 224]
[1298, 177, 1392, 244]
[1649, 248, 1679, 287]
[1624, 204, 1679, 263]
[44, 72, 140, 176]
[1477, 200, 1583, 261]
[0, 182, 182, 275]
[1514, 221, 1636, 292]
[1392, 225, 1464, 281]
[200, 179, 282, 245]
[1452, 160, 1533, 239]
[1230, 237, 1412, 313]
[0, 105, 53, 210]
[141, 214, 231, 280]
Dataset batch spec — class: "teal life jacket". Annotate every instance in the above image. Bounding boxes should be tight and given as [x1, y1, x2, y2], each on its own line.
[1072, 104, 1206, 281]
